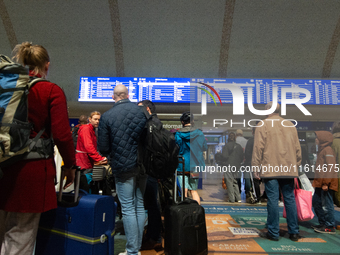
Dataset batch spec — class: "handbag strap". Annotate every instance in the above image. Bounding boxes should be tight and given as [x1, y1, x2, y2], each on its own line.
[294, 178, 300, 190]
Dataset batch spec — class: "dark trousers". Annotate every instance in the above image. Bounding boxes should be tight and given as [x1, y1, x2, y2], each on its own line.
[312, 188, 335, 228]
[144, 176, 162, 242]
[253, 178, 261, 200]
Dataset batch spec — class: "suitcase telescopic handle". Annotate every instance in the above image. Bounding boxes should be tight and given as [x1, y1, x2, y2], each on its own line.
[175, 155, 185, 203]
[58, 166, 81, 203]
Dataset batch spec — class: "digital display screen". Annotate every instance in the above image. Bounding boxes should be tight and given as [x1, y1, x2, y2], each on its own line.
[78, 76, 340, 105]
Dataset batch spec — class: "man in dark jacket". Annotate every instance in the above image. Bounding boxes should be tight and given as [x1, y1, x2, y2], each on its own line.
[244, 127, 261, 203]
[137, 100, 162, 250]
[98, 85, 146, 255]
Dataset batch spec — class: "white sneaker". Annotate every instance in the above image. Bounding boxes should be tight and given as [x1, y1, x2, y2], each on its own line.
[118, 251, 141, 255]
[238, 200, 242, 203]
[278, 201, 284, 207]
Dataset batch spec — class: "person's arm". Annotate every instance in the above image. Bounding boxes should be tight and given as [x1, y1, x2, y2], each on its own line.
[62, 166, 76, 189]
[252, 125, 266, 179]
[202, 132, 208, 151]
[221, 144, 230, 164]
[98, 116, 111, 157]
[239, 145, 245, 164]
[295, 129, 302, 167]
[49, 85, 76, 188]
[244, 139, 252, 166]
[322, 148, 337, 191]
[49, 85, 76, 167]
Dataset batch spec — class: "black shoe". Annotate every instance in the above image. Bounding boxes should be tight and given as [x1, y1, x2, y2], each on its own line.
[259, 232, 279, 241]
[314, 226, 336, 234]
[141, 238, 162, 250]
[311, 224, 323, 230]
[289, 234, 302, 241]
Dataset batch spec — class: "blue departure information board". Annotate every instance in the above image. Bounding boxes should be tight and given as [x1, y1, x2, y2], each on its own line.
[191, 78, 256, 104]
[137, 77, 191, 103]
[78, 76, 340, 105]
[255, 79, 314, 104]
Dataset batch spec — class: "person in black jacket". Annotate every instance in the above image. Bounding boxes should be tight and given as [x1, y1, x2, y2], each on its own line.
[137, 100, 162, 250]
[98, 85, 147, 255]
[244, 127, 261, 203]
[222, 132, 244, 203]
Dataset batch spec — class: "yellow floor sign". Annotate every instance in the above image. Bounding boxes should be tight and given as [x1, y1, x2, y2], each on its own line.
[206, 214, 266, 254]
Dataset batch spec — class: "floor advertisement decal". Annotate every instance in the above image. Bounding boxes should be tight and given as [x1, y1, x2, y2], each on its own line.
[204, 206, 340, 254]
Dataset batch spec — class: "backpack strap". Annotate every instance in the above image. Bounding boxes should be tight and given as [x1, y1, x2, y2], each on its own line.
[0, 55, 14, 69]
[28, 77, 48, 88]
[0, 55, 12, 63]
[28, 128, 45, 151]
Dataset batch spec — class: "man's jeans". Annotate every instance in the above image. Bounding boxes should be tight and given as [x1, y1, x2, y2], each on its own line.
[264, 178, 299, 239]
[115, 174, 147, 255]
[312, 188, 335, 228]
[144, 176, 162, 243]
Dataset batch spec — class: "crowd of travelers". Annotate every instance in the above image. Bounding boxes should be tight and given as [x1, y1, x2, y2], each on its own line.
[216, 102, 339, 241]
[0, 42, 339, 255]
[0, 41, 206, 255]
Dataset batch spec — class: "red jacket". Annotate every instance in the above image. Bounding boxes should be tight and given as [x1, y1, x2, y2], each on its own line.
[76, 123, 105, 169]
[0, 72, 76, 213]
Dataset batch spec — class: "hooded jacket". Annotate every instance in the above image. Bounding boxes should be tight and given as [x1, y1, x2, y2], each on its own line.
[331, 132, 340, 165]
[332, 132, 340, 205]
[175, 127, 207, 173]
[313, 131, 338, 192]
[76, 123, 105, 169]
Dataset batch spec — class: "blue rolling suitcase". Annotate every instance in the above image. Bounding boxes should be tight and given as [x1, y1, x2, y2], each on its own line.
[35, 168, 116, 255]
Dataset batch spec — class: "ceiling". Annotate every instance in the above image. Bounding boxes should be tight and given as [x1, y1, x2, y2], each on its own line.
[1, 0, 340, 128]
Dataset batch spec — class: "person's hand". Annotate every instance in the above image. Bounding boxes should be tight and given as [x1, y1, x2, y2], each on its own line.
[222, 178, 227, 190]
[62, 166, 76, 189]
[322, 185, 328, 191]
[253, 171, 261, 180]
[94, 157, 108, 165]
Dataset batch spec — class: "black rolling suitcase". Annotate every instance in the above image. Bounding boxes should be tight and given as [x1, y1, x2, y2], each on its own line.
[164, 156, 208, 255]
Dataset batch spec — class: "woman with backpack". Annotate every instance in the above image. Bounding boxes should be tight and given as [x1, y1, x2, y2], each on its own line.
[175, 112, 207, 204]
[0, 42, 76, 255]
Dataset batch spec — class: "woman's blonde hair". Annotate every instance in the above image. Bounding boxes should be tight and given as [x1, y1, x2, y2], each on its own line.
[12, 42, 50, 78]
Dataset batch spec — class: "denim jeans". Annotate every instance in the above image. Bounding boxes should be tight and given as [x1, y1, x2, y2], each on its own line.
[115, 174, 147, 255]
[312, 188, 335, 228]
[144, 176, 162, 243]
[264, 178, 299, 239]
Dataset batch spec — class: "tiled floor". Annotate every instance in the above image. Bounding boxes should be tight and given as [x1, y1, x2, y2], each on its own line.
[135, 175, 267, 255]
[116, 172, 340, 254]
